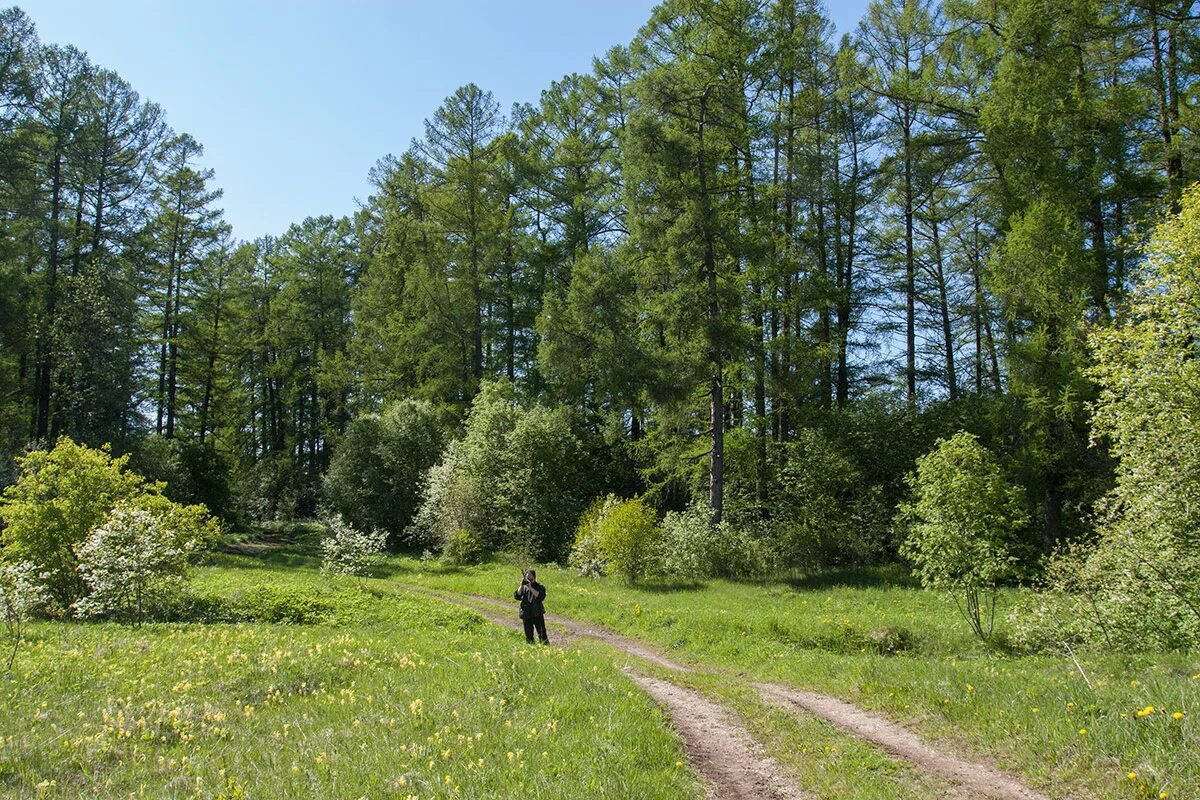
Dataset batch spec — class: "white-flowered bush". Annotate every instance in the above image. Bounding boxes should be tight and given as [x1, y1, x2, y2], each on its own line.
[658, 503, 776, 581]
[72, 506, 196, 625]
[320, 515, 387, 576]
[1, 560, 49, 673]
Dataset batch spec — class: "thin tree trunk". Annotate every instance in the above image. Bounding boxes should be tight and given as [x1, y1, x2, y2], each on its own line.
[35, 148, 65, 441]
[697, 86, 723, 524]
[932, 218, 956, 399]
[903, 106, 916, 403]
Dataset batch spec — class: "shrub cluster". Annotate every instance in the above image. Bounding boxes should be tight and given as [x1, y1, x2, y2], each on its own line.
[570, 498, 774, 584]
[323, 399, 444, 547]
[411, 382, 589, 561]
[658, 504, 775, 581]
[1007, 187, 1200, 652]
[0, 438, 220, 618]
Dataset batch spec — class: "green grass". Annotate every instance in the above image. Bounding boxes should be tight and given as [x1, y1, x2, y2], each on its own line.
[5, 527, 1197, 800]
[396, 557, 1200, 800]
[0, 560, 699, 799]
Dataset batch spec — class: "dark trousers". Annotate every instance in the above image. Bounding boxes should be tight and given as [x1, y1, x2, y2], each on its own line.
[523, 614, 549, 644]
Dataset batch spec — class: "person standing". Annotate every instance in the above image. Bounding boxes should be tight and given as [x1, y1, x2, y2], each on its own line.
[514, 569, 549, 644]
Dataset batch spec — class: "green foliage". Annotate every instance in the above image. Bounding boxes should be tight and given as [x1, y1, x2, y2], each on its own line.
[1014, 184, 1200, 652]
[233, 585, 336, 625]
[0, 439, 143, 607]
[589, 497, 661, 584]
[130, 435, 236, 523]
[898, 432, 1026, 641]
[658, 504, 775, 581]
[775, 429, 888, 567]
[411, 381, 589, 561]
[323, 399, 444, 547]
[0, 438, 219, 611]
[440, 529, 484, 567]
[237, 452, 300, 523]
[570, 495, 620, 577]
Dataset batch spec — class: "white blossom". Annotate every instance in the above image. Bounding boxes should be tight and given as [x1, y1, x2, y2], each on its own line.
[320, 515, 386, 577]
[73, 506, 193, 625]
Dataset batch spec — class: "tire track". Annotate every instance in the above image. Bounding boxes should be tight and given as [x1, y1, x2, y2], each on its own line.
[416, 587, 1057, 800]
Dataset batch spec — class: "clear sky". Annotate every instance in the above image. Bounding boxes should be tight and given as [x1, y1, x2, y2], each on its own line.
[18, 0, 872, 242]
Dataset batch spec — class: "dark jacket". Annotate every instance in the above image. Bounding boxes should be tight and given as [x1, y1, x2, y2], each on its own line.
[514, 580, 546, 619]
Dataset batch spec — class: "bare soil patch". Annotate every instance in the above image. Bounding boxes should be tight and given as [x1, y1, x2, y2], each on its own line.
[630, 673, 812, 800]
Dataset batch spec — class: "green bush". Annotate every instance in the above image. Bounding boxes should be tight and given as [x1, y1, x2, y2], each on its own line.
[237, 452, 300, 522]
[130, 435, 236, 523]
[410, 381, 588, 561]
[324, 399, 444, 547]
[658, 504, 775, 580]
[441, 529, 484, 566]
[1012, 185, 1200, 652]
[0, 438, 220, 611]
[590, 497, 660, 584]
[897, 432, 1025, 641]
[162, 590, 236, 624]
[569, 496, 619, 577]
[775, 428, 888, 567]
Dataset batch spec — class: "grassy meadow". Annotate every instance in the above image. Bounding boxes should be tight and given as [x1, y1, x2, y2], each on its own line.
[2, 527, 1197, 800]
[399, 558, 1200, 800]
[0, 544, 698, 798]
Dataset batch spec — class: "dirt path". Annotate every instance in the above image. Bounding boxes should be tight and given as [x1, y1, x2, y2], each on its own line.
[424, 589, 809, 799]
[420, 588, 1057, 800]
[755, 683, 1053, 800]
[630, 673, 813, 800]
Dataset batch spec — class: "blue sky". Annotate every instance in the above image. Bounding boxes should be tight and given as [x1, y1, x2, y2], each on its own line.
[19, 1, 872, 242]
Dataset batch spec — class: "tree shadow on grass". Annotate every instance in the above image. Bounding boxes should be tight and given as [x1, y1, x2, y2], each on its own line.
[632, 579, 708, 594]
[780, 564, 919, 592]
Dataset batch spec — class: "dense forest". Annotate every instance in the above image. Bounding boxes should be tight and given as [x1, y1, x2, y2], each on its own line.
[1, 0, 1197, 581]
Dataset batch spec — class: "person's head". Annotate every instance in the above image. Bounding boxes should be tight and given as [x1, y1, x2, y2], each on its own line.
[524, 569, 536, 583]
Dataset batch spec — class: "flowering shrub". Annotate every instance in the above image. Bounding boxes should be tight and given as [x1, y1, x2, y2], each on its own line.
[0, 560, 48, 673]
[73, 506, 197, 625]
[0, 438, 219, 611]
[320, 515, 386, 576]
[658, 504, 775, 580]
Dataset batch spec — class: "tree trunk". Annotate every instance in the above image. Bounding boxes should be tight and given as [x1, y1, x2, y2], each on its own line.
[932, 218, 956, 399]
[35, 148, 65, 441]
[697, 86, 723, 524]
[903, 106, 916, 403]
